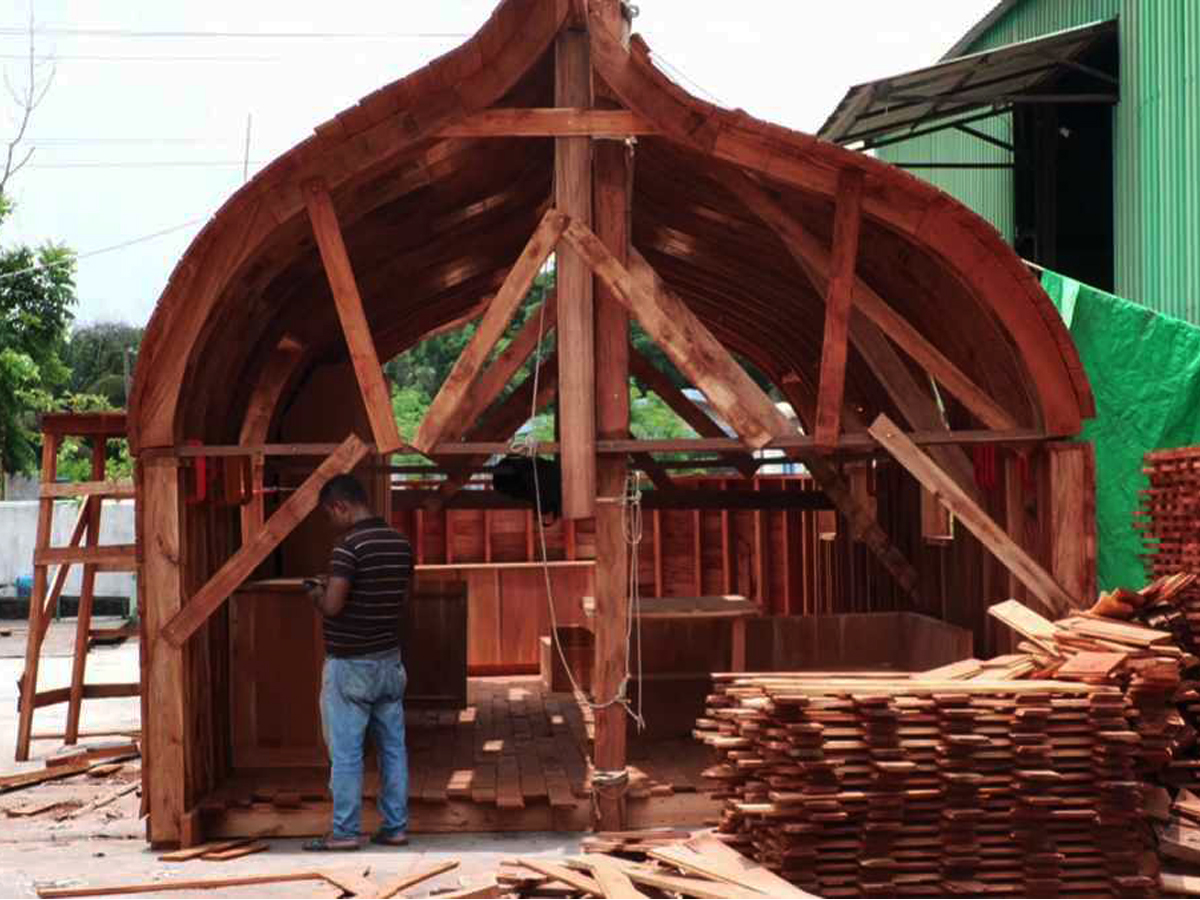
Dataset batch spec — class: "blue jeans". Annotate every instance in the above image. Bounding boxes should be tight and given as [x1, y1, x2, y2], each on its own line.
[319, 650, 409, 839]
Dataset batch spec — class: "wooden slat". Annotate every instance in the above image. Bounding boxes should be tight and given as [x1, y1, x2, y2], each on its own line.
[515, 860, 601, 897]
[720, 168, 1019, 432]
[37, 873, 326, 898]
[560, 223, 779, 449]
[584, 857, 649, 899]
[161, 435, 370, 647]
[16, 433, 60, 761]
[33, 545, 136, 570]
[415, 208, 568, 454]
[65, 439, 107, 744]
[40, 479, 134, 499]
[814, 169, 864, 450]
[438, 108, 655, 137]
[302, 179, 404, 455]
[38, 412, 126, 437]
[371, 860, 460, 899]
[870, 413, 1076, 616]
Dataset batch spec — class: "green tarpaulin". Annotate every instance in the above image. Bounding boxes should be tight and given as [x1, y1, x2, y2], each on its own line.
[1041, 268, 1200, 591]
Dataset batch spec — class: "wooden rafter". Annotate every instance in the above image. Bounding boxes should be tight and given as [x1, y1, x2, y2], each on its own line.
[302, 180, 405, 455]
[455, 292, 558, 436]
[414, 208, 568, 455]
[161, 435, 371, 647]
[437, 108, 655, 137]
[629, 349, 756, 479]
[814, 169, 864, 450]
[719, 168, 1019, 432]
[559, 221, 779, 449]
[560, 218, 920, 596]
[869, 413, 1075, 616]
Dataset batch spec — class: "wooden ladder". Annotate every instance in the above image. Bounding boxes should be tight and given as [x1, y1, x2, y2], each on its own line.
[14, 412, 139, 762]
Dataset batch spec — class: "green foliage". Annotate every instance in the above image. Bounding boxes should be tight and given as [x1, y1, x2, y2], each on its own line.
[0, 195, 78, 475]
[63, 322, 142, 404]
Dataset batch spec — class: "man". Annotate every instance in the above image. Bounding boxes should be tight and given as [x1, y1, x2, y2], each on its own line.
[303, 474, 413, 851]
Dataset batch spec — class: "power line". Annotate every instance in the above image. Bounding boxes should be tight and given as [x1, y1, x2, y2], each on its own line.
[0, 52, 281, 62]
[0, 216, 206, 283]
[26, 160, 267, 169]
[0, 26, 469, 40]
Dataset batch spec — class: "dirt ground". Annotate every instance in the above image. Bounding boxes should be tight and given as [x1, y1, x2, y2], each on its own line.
[0, 621, 583, 899]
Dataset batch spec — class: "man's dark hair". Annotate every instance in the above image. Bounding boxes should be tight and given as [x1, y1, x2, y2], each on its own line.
[319, 474, 369, 507]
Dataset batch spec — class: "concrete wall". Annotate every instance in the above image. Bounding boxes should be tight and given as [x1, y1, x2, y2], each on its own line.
[0, 499, 136, 598]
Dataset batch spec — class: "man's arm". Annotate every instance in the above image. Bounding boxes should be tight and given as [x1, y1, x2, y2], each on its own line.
[307, 576, 352, 617]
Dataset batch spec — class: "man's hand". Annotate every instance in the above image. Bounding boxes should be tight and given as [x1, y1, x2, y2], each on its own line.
[308, 575, 351, 617]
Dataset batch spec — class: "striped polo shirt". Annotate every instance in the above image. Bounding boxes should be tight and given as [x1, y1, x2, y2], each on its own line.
[324, 517, 414, 658]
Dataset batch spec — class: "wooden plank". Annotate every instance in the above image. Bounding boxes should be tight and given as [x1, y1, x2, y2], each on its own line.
[139, 460, 186, 845]
[36, 873, 327, 898]
[415, 208, 568, 454]
[987, 599, 1062, 653]
[320, 869, 380, 898]
[38, 411, 126, 437]
[438, 108, 655, 137]
[649, 835, 816, 898]
[515, 859, 602, 897]
[0, 759, 91, 794]
[559, 225, 780, 450]
[161, 435, 370, 647]
[202, 841, 269, 861]
[371, 860, 460, 898]
[1047, 442, 1097, 608]
[814, 169, 864, 450]
[302, 180, 404, 455]
[40, 479, 134, 499]
[16, 433, 60, 762]
[65, 438, 106, 745]
[159, 838, 257, 862]
[33, 545, 137, 570]
[869, 414, 1075, 617]
[719, 168, 1018, 432]
[583, 857, 649, 899]
[555, 26, 596, 520]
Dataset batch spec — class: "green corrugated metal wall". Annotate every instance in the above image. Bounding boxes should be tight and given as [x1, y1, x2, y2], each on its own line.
[877, 0, 1200, 322]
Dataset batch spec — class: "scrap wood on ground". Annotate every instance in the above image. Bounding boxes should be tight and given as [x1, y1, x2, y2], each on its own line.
[36, 834, 808, 899]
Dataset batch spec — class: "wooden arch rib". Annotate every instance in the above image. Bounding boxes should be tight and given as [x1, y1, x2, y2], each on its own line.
[127, 0, 572, 451]
[586, 7, 1093, 435]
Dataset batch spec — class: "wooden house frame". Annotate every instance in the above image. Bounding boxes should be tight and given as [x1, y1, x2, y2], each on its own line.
[127, 0, 1096, 846]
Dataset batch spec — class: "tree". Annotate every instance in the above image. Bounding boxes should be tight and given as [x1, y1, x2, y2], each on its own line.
[63, 322, 143, 406]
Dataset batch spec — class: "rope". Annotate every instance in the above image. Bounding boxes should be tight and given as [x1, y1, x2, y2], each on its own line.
[509, 287, 648, 798]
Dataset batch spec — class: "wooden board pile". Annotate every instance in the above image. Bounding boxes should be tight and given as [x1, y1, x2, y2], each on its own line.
[695, 676, 1157, 897]
[1138, 447, 1200, 583]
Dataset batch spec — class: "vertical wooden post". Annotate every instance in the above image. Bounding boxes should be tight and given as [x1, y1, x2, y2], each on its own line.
[15, 433, 61, 761]
[591, 0, 631, 831]
[555, 20, 597, 520]
[1047, 442, 1097, 605]
[141, 458, 187, 846]
[64, 438, 106, 744]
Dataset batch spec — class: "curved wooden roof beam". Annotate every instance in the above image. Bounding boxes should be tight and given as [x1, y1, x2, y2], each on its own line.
[586, 7, 1091, 435]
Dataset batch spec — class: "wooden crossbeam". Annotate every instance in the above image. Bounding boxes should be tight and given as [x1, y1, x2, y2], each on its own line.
[630, 349, 756, 479]
[559, 222, 780, 449]
[40, 480, 135, 499]
[720, 168, 1018, 432]
[814, 169, 864, 450]
[415, 208, 568, 454]
[869, 413, 1075, 616]
[161, 434, 371, 647]
[302, 179, 405, 455]
[438, 108, 655, 137]
[34, 546, 137, 570]
[562, 219, 920, 597]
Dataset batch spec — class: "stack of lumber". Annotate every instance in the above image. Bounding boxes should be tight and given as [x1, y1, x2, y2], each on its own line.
[695, 676, 1157, 897]
[1139, 447, 1200, 584]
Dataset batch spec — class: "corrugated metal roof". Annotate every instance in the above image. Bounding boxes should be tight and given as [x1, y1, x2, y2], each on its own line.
[818, 18, 1116, 145]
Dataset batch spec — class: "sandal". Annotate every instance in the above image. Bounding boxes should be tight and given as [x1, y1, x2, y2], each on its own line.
[370, 829, 409, 847]
[303, 834, 361, 852]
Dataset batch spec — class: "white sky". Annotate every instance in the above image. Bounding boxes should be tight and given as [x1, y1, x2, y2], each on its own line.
[0, 0, 996, 327]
